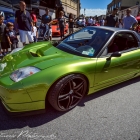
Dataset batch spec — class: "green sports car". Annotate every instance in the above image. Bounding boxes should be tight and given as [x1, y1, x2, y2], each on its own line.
[0, 26, 140, 116]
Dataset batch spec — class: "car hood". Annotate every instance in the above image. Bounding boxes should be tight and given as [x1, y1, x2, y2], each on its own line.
[0, 41, 84, 75]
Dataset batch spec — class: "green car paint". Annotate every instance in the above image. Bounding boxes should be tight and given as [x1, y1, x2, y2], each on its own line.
[0, 41, 97, 113]
[0, 26, 140, 114]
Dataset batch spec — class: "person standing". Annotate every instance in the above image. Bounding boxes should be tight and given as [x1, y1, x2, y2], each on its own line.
[99, 19, 103, 26]
[88, 16, 93, 26]
[57, 11, 66, 40]
[41, 8, 52, 41]
[92, 17, 96, 25]
[32, 22, 38, 42]
[122, 8, 138, 30]
[0, 15, 9, 56]
[68, 13, 74, 34]
[81, 16, 86, 27]
[15, 1, 34, 46]
[100, 18, 105, 26]
[105, 8, 119, 27]
[6, 22, 18, 50]
[31, 10, 37, 27]
[119, 19, 123, 28]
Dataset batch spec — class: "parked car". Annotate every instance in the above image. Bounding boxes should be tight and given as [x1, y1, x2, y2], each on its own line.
[0, 26, 140, 116]
[74, 18, 87, 28]
[51, 19, 68, 36]
[0, 11, 15, 24]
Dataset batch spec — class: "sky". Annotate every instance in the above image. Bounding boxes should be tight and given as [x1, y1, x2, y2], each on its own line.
[80, 0, 112, 16]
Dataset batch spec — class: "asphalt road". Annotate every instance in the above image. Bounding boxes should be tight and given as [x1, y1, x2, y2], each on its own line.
[1, 30, 140, 140]
[0, 75, 140, 140]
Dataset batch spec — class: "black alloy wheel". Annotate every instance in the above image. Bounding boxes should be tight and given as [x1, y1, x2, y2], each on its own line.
[48, 74, 88, 111]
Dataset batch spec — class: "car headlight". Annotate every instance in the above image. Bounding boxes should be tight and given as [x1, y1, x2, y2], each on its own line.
[10, 67, 40, 82]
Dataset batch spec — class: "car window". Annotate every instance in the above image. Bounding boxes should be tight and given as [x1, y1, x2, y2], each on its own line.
[56, 27, 113, 57]
[4, 12, 14, 17]
[107, 32, 138, 54]
[4, 12, 15, 20]
[68, 28, 96, 40]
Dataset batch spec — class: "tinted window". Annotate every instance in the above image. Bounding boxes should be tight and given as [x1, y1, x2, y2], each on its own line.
[57, 27, 113, 57]
[108, 32, 138, 54]
[4, 11, 14, 19]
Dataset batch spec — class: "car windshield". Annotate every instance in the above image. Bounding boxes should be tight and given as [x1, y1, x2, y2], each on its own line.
[56, 27, 113, 57]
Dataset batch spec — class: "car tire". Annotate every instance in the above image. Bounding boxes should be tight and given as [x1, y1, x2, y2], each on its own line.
[47, 74, 88, 111]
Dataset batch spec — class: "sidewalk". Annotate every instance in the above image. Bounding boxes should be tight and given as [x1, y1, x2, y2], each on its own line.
[16, 28, 80, 48]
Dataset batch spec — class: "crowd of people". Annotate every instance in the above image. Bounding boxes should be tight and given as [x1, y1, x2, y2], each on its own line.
[85, 7, 138, 30]
[0, 0, 79, 56]
[105, 8, 138, 30]
[0, 1, 139, 57]
[87, 16, 105, 26]
[0, 1, 36, 57]
[0, 1, 73, 57]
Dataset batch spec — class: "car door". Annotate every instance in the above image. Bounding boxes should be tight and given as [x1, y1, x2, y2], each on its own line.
[94, 32, 140, 91]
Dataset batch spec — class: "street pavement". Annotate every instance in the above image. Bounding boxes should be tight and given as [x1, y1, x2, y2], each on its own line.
[0, 29, 140, 140]
[0, 77, 140, 140]
[17, 28, 80, 48]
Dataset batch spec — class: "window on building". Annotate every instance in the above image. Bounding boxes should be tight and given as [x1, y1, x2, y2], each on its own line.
[72, 0, 78, 3]
[118, 2, 121, 7]
[112, 6, 114, 10]
[107, 8, 109, 13]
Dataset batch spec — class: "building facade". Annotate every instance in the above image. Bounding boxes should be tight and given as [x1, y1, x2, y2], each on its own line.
[107, 0, 140, 15]
[97, 15, 106, 20]
[0, 0, 80, 18]
[61, 0, 80, 17]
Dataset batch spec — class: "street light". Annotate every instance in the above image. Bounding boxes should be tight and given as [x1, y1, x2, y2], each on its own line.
[84, 8, 86, 16]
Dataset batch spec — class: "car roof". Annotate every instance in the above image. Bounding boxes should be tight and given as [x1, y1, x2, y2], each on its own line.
[0, 11, 14, 13]
[88, 26, 131, 32]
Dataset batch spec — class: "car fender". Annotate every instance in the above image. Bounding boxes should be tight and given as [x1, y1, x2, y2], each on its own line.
[21, 59, 97, 101]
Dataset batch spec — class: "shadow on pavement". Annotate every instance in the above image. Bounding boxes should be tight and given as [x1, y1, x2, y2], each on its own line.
[0, 76, 139, 130]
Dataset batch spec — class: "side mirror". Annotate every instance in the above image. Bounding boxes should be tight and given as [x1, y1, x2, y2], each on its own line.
[106, 52, 121, 61]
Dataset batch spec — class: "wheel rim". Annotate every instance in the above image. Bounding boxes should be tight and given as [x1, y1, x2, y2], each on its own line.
[57, 76, 87, 110]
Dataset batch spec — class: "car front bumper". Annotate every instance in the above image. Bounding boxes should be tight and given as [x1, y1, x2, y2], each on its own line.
[0, 80, 46, 116]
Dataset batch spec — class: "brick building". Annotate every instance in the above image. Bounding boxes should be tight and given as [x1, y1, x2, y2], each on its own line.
[107, 0, 140, 15]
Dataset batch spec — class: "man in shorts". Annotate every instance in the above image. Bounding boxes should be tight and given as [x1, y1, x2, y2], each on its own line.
[15, 1, 34, 46]
[41, 8, 52, 41]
